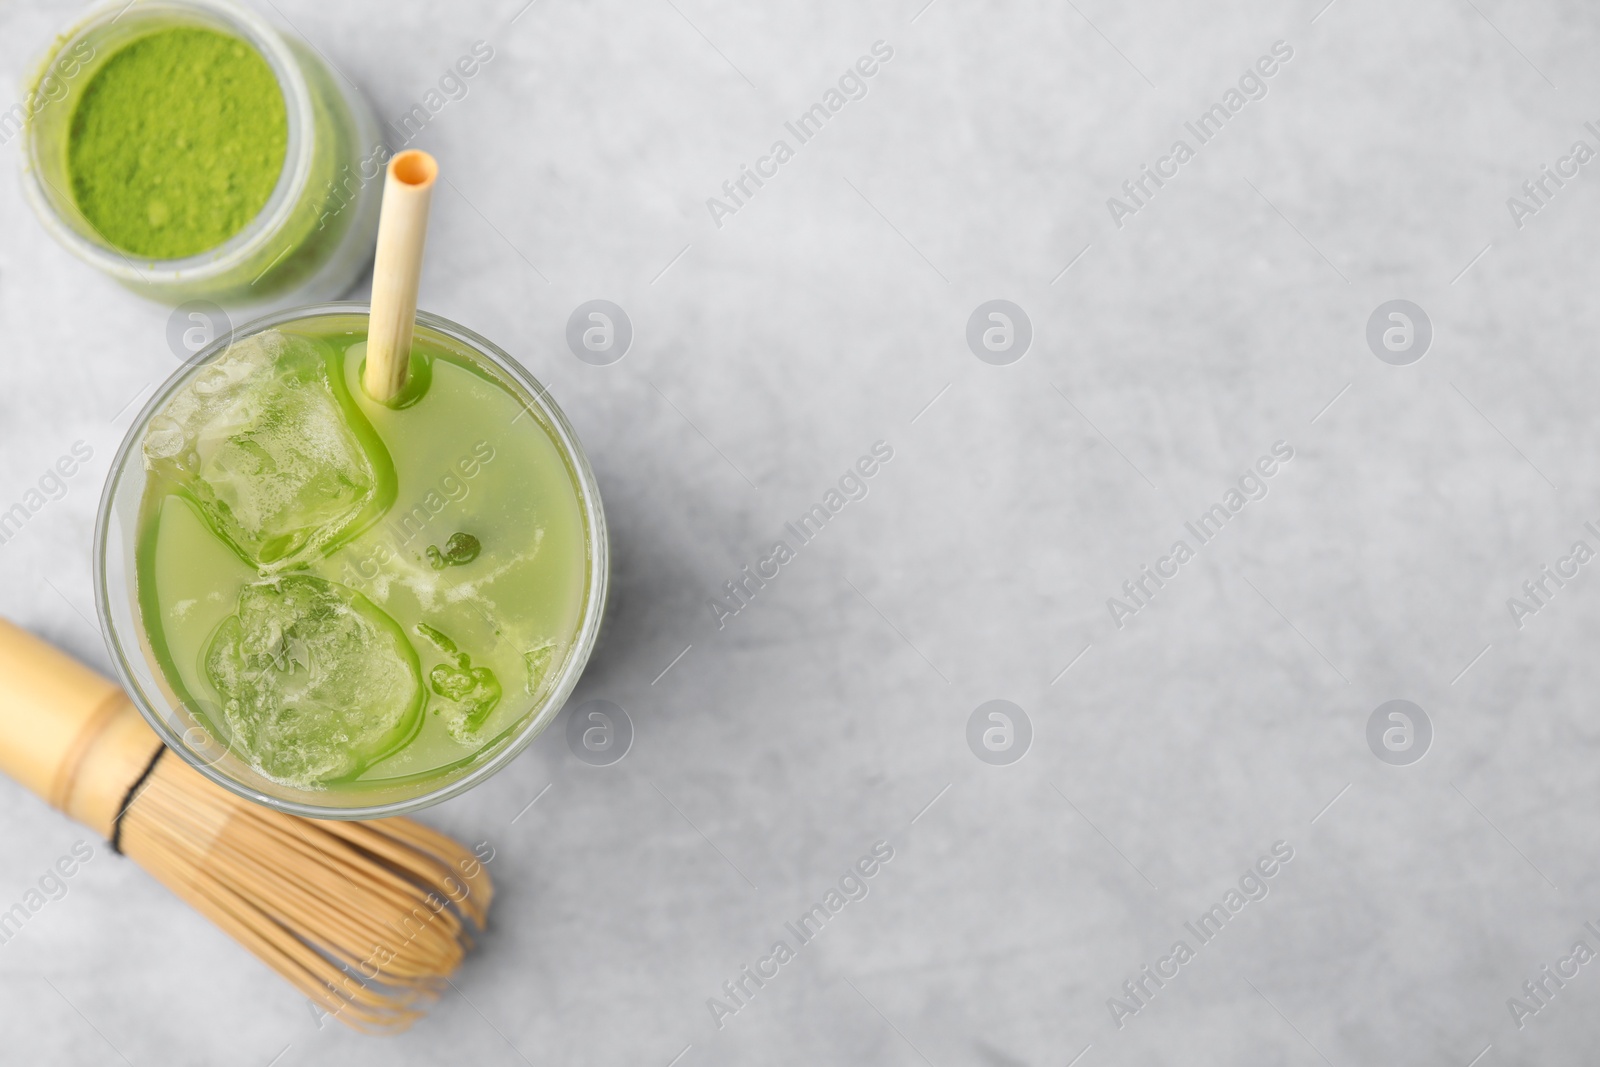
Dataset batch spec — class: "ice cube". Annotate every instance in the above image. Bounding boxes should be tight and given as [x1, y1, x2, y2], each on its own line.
[415, 623, 502, 743]
[523, 643, 555, 696]
[144, 329, 392, 572]
[204, 575, 423, 786]
[430, 661, 502, 743]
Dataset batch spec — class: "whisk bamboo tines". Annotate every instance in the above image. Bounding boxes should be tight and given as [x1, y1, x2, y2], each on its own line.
[0, 619, 492, 1034]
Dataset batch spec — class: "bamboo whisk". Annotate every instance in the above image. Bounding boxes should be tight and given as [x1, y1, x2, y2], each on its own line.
[0, 619, 492, 1034]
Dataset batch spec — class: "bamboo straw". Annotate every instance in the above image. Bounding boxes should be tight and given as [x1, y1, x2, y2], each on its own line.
[0, 619, 491, 1033]
[363, 150, 438, 403]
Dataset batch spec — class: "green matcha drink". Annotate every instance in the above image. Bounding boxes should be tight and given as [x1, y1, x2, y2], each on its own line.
[130, 310, 597, 797]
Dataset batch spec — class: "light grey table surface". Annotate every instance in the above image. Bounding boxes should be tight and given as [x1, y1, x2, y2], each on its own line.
[3, 0, 1600, 1063]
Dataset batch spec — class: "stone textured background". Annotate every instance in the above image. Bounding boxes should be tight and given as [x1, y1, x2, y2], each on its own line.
[3, 0, 1600, 1063]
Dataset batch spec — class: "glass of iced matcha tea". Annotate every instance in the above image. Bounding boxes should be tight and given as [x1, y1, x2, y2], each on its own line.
[95, 303, 607, 817]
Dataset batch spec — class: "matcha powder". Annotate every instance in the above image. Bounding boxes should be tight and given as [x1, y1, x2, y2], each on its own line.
[67, 27, 288, 260]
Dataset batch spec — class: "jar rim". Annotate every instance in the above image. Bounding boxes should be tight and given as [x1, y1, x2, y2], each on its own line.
[20, 0, 318, 286]
[93, 302, 611, 819]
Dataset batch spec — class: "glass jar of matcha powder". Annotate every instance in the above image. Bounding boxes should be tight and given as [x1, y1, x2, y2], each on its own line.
[20, 0, 383, 308]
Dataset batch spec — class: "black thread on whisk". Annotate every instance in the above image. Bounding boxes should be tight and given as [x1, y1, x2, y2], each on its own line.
[110, 745, 168, 855]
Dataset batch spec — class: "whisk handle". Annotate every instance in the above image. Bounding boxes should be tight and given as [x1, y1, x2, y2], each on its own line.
[0, 618, 164, 836]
